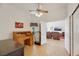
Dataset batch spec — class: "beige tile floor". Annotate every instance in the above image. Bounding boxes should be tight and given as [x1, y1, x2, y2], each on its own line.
[24, 39, 69, 56]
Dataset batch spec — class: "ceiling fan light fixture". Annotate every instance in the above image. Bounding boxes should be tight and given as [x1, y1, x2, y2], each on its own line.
[35, 12, 43, 17]
[29, 3, 48, 17]
[30, 11, 36, 15]
[30, 11, 43, 17]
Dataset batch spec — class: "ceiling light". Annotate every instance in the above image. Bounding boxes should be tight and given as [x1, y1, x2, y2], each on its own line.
[29, 3, 48, 17]
[35, 12, 43, 17]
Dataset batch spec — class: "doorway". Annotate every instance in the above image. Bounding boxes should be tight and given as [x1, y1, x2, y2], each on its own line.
[46, 21, 68, 56]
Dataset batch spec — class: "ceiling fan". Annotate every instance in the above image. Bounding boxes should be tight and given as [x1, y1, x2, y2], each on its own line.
[29, 3, 48, 17]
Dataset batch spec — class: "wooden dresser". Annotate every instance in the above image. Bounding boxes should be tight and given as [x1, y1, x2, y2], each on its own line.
[13, 31, 33, 46]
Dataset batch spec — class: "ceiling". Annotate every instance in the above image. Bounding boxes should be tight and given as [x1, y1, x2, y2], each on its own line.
[0, 3, 68, 22]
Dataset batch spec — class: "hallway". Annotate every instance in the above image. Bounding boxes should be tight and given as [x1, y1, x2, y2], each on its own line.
[24, 39, 69, 56]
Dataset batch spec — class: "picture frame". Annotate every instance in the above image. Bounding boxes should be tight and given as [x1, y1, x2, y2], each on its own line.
[15, 22, 24, 28]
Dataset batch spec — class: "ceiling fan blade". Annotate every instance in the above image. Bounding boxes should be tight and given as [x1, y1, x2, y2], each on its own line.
[37, 9, 48, 13]
[29, 10, 37, 14]
[41, 10, 48, 13]
[29, 10, 36, 12]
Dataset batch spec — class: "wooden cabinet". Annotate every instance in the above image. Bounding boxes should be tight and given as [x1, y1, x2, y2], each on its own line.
[13, 31, 33, 46]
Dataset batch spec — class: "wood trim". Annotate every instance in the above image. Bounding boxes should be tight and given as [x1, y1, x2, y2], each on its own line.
[72, 4, 79, 15]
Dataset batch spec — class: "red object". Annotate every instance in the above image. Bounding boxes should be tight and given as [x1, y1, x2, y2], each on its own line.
[15, 22, 23, 28]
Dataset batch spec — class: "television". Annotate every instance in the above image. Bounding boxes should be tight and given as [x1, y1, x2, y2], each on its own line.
[54, 27, 62, 31]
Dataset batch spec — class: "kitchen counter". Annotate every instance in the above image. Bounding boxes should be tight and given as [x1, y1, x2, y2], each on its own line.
[0, 39, 24, 56]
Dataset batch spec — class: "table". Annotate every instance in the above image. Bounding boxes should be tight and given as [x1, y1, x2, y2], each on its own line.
[0, 39, 24, 56]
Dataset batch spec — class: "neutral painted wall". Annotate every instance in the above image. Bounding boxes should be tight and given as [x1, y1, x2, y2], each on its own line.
[41, 22, 47, 45]
[0, 4, 32, 40]
[46, 20, 65, 32]
[65, 17, 70, 54]
[0, 3, 67, 40]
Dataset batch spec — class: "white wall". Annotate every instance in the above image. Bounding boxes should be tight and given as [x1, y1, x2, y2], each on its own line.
[0, 3, 67, 40]
[65, 17, 70, 54]
[41, 22, 47, 45]
[0, 4, 32, 40]
[46, 20, 65, 32]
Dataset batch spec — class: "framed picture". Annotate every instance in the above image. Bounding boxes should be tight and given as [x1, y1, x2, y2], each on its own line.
[15, 22, 23, 28]
[30, 23, 38, 27]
